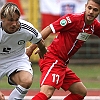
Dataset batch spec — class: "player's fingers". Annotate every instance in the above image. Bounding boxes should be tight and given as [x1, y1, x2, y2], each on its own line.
[34, 49, 40, 55]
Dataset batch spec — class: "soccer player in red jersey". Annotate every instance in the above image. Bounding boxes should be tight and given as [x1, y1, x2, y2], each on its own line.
[26, 0, 100, 100]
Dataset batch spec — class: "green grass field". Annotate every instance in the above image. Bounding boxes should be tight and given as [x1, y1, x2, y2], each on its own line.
[0, 63, 100, 89]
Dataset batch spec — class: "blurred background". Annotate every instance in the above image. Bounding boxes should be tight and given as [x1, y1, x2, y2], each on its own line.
[0, 0, 100, 90]
[0, 0, 100, 64]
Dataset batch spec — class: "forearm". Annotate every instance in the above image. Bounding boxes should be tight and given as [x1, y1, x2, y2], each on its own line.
[28, 43, 37, 51]
[41, 26, 52, 40]
[37, 39, 47, 54]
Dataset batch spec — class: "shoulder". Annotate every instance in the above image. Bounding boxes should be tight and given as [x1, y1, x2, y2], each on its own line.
[92, 18, 100, 30]
[59, 12, 84, 24]
[61, 12, 84, 26]
[93, 19, 100, 30]
[68, 12, 84, 21]
[93, 19, 100, 25]
[67, 12, 83, 17]
[19, 19, 34, 29]
[19, 19, 36, 32]
[91, 19, 100, 37]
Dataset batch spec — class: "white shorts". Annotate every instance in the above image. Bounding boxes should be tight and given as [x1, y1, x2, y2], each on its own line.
[0, 54, 33, 85]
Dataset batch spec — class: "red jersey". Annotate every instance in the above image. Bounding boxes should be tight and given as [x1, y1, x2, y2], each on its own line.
[48, 12, 100, 62]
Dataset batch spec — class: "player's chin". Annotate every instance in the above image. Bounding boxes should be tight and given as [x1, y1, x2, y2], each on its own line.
[87, 16, 94, 21]
[86, 18, 94, 23]
[9, 29, 16, 33]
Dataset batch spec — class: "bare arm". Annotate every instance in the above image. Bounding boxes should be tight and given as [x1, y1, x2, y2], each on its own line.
[26, 26, 52, 57]
[41, 25, 52, 40]
[36, 39, 47, 58]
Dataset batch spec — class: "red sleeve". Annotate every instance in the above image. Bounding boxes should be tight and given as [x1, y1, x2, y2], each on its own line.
[51, 14, 74, 33]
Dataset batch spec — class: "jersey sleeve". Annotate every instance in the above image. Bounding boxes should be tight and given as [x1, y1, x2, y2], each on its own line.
[20, 19, 42, 44]
[29, 28, 42, 44]
[50, 14, 73, 33]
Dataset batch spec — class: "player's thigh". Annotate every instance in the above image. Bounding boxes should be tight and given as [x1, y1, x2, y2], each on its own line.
[11, 70, 33, 84]
[61, 67, 87, 96]
[8, 60, 33, 85]
[61, 66, 81, 91]
[40, 59, 66, 90]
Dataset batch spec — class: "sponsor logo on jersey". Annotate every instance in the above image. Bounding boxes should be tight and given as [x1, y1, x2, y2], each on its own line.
[60, 19, 67, 26]
[18, 40, 25, 45]
[77, 32, 91, 41]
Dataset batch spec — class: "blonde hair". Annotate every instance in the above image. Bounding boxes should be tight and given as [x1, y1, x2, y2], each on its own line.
[0, 2, 20, 19]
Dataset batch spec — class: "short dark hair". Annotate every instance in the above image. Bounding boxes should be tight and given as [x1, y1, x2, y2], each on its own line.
[88, 0, 100, 5]
[0, 2, 20, 19]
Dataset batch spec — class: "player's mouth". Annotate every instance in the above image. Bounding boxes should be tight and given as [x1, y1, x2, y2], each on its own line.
[88, 15, 94, 20]
[9, 27, 17, 33]
[10, 26, 16, 29]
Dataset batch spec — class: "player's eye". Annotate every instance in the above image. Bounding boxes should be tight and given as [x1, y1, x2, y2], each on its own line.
[88, 6, 99, 12]
[88, 6, 92, 10]
[8, 18, 14, 21]
[93, 8, 99, 12]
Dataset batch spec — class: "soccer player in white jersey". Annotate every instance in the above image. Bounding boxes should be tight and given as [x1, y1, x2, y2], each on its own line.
[0, 2, 47, 100]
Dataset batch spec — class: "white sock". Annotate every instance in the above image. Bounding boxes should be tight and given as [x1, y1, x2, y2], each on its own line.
[8, 85, 29, 100]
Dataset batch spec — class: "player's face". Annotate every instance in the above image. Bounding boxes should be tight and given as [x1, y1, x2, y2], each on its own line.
[1, 13, 20, 34]
[85, 0, 100, 24]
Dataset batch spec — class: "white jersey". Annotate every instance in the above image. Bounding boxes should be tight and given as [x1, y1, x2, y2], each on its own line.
[0, 19, 42, 64]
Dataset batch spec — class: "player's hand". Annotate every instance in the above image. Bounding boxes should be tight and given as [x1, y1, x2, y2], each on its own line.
[0, 91, 5, 100]
[26, 44, 37, 58]
[25, 47, 33, 58]
[35, 48, 43, 58]
[35, 48, 47, 59]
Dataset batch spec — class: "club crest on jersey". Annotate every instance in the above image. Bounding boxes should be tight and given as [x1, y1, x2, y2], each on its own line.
[77, 32, 91, 41]
[18, 40, 25, 45]
[60, 19, 67, 26]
